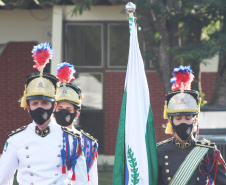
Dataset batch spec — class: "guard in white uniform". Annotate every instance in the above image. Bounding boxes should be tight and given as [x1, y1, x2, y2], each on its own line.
[53, 62, 98, 185]
[0, 43, 88, 185]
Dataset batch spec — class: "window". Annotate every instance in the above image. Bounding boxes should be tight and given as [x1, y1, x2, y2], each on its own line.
[108, 24, 129, 67]
[64, 21, 145, 68]
[108, 23, 144, 67]
[65, 23, 102, 67]
[72, 73, 103, 110]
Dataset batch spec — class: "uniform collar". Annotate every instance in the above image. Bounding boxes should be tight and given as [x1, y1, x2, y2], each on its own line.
[31, 118, 56, 137]
[174, 136, 194, 149]
[35, 126, 50, 137]
[70, 126, 81, 135]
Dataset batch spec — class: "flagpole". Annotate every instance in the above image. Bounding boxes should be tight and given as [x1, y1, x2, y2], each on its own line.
[113, 2, 158, 184]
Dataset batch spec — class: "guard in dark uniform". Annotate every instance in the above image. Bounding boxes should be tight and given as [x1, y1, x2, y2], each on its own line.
[157, 66, 226, 185]
[54, 62, 98, 185]
[0, 43, 88, 184]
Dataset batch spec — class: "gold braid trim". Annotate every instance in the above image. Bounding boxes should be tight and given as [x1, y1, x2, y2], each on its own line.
[20, 85, 27, 109]
[165, 120, 173, 134]
[21, 91, 56, 109]
[163, 101, 168, 119]
[157, 137, 174, 147]
[61, 127, 81, 137]
[26, 93, 55, 99]
[166, 108, 199, 113]
[80, 129, 98, 142]
[163, 103, 199, 120]
[8, 126, 28, 137]
[195, 139, 215, 149]
[57, 97, 81, 105]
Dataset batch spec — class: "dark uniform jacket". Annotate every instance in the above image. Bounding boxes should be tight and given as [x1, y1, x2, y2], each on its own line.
[157, 137, 226, 185]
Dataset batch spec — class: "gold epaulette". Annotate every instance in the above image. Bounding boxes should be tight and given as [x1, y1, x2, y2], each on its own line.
[195, 139, 215, 149]
[8, 126, 27, 137]
[61, 127, 81, 138]
[80, 129, 98, 142]
[157, 137, 174, 147]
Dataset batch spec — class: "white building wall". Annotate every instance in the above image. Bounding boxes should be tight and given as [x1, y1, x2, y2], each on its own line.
[0, 9, 52, 43]
[63, 5, 126, 21]
[201, 55, 219, 72]
[199, 111, 226, 129]
[0, 5, 219, 74]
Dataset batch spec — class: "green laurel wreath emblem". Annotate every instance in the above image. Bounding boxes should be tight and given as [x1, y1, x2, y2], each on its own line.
[127, 146, 140, 185]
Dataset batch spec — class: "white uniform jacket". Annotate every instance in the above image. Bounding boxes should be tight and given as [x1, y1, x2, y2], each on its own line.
[0, 119, 88, 185]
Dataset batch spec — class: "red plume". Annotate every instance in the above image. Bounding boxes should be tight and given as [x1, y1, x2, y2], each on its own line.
[171, 66, 194, 91]
[32, 43, 53, 71]
[56, 62, 76, 83]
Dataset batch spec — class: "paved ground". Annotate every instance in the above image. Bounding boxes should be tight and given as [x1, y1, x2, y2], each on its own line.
[13, 170, 113, 185]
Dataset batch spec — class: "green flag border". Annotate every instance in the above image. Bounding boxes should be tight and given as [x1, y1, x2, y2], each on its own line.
[112, 90, 127, 184]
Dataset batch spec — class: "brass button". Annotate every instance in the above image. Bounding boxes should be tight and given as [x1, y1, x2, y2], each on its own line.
[165, 155, 168, 159]
[30, 173, 33, 176]
[27, 165, 30, 168]
[26, 155, 29, 158]
[167, 177, 171, 181]
[197, 177, 200, 181]
[166, 169, 169, 173]
[57, 154, 61, 157]
[56, 164, 60, 167]
[25, 146, 29, 149]
[165, 162, 169, 166]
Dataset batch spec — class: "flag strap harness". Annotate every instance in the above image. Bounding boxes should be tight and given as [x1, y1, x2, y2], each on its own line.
[169, 146, 209, 185]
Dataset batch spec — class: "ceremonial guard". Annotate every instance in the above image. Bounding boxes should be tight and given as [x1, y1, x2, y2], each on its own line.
[157, 66, 226, 184]
[0, 43, 88, 184]
[54, 62, 98, 185]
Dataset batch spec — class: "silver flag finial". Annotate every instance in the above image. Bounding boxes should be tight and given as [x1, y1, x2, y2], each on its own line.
[125, 2, 136, 18]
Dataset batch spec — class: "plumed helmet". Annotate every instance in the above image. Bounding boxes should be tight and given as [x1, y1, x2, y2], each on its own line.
[56, 62, 83, 109]
[20, 43, 59, 108]
[163, 66, 201, 119]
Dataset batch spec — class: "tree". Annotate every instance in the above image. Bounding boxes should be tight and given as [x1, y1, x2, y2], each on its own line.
[206, 2, 226, 105]
[72, 0, 226, 105]
[2, 0, 225, 104]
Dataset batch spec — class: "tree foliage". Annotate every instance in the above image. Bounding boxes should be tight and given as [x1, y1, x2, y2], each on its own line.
[8, 0, 224, 105]
[72, 0, 225, 95]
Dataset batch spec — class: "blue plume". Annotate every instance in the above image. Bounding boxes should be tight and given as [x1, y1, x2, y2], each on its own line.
[172, 65, 193, 75]
[32, 43, 53, 57]
[57, 62, 76, 74]
[170, 77, 176, 84]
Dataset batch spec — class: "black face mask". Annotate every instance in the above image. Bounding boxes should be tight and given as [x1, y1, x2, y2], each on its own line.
[172, 122, 193, 141]
[54, 109, 77, 127]
[29, 105, 54, 126]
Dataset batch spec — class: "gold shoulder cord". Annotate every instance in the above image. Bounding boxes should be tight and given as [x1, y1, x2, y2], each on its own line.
[8, 126, 28, 137]
[80, 129, 98, 142]
[157, 137, 174, 147]
[61, 127, 81, 138]
[195, 140, 215, 149]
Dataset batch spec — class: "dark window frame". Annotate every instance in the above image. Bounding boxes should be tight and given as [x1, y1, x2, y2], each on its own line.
[63, 20, 149, 71]
[64, 22, 104, 68]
